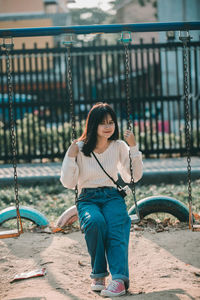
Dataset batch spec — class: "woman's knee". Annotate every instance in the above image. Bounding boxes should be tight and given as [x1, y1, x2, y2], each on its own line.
[84, 214, 106, 233]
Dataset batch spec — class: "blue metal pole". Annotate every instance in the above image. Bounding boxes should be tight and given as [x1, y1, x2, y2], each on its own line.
[0, 22, 200, 38]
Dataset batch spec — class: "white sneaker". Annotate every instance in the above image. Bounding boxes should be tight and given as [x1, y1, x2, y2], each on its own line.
[91, 277, 106, 291]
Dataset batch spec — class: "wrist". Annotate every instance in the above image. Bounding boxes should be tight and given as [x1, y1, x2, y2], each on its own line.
[128, 142, 136, 147]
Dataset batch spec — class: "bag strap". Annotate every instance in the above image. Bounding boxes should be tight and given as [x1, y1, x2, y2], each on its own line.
[92, 152, 122, 190]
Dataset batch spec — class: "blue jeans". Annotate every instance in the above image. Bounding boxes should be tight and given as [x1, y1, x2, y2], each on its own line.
[77, 187, 131, 289]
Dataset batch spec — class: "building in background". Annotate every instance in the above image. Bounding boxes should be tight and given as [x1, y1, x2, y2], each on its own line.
[158, 0, 200, 42]
[111, 0, 158, 44]
[157, 0, 200, 96]
[0, 0, 72, 48]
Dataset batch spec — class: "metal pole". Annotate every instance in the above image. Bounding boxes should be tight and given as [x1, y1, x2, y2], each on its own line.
[0, 22, 200, 38]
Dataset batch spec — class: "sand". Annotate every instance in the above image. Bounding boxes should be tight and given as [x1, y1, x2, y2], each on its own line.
[0, 223, 200, 300]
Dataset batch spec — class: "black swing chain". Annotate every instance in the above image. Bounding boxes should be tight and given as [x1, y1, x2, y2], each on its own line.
[67, 46, 77, 141]
[3, 42, 20, 231]
[124, 43, 135, 184]
[64, 42, 78, 202]
[179, 33, 193, 216]
[124, 43, 132, 132]
[123, 39, 140, 219]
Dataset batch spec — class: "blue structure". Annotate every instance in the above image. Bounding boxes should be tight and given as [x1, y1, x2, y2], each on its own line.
[0, 22, 200, 37]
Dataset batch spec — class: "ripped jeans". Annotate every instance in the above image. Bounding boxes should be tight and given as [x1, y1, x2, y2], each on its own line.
[77, 186, 131, 289]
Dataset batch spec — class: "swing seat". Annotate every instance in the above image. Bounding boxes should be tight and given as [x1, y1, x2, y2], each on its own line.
[0, 206, 49, 227]
[0, 229, 21, 239]
[128, 196, 192, 222]
[191, 224, 200, 231]
[55, 205, 78, 228]
[130, 214, 140, 224]
[192, 225, 200, 232]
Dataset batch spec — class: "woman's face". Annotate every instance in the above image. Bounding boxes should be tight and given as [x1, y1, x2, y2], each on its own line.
[97, 114, 115, 139]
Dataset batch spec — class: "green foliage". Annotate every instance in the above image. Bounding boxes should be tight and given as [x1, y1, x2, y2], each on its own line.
[0, 180, 199, 224]
[0, 113, 73, 158]
[1, 112, 199, 161]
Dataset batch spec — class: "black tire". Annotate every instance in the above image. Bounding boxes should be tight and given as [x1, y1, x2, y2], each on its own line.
[128, 196, 190, 222]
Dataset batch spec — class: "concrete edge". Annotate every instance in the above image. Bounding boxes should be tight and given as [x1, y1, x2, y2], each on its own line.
[0, 171, 199, 186]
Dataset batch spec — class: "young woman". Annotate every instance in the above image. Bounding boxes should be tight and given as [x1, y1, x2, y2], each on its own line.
[60, 102, 143, 297]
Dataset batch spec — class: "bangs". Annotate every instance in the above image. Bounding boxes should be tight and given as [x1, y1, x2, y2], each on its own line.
[95, 106, 115, 124]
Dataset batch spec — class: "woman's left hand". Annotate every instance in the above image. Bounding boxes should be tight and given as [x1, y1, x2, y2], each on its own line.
[124, 130, 136, 147]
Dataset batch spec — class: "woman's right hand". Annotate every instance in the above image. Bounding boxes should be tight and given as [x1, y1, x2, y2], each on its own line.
[67, 140, 79, 158]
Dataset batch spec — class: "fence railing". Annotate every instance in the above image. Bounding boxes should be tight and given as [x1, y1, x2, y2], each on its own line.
[0, 22, 200, 162]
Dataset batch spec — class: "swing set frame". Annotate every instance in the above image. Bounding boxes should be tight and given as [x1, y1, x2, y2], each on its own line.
[0, 21, 200, 239]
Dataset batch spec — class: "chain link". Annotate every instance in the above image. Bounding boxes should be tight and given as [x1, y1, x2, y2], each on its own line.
[3, 43, 21, 232]
[67, 46, 77, 141]
[124, 43, 132, 132]
[179, 34, 193, 227]
[123, 37, 140, 221]
[64, 43, 78, 202]
[124, 43, 134, 184]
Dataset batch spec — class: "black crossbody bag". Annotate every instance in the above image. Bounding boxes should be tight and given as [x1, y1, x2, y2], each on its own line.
[92, 152, 127, 198]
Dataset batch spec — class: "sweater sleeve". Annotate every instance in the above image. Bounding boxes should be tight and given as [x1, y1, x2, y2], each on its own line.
[118, 140, 143, 183]
[60, 149, 79, 189]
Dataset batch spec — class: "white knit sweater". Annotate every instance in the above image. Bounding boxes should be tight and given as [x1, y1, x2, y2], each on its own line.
[60, 140, 143, 194]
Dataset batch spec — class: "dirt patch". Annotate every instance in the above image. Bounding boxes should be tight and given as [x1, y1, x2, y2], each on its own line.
[0, 225, 200, 300]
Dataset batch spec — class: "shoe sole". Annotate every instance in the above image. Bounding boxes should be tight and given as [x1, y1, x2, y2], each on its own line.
[91, 285, 105, 292]
[100, 290, 126, 297]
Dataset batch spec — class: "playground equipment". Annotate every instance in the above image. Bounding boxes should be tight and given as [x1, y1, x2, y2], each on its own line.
[55, 26, 199, 230]
[0, 206, 49, 228]
[0, 40, 49, 238]
[0, 22, 200, 237]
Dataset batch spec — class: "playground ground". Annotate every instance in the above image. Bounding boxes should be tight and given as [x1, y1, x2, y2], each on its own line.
[0, 224, 200, 300]
[0, 156, 200, 300]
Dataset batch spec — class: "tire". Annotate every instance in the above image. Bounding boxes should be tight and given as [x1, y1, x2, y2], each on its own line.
[55, 205, 78, 228]
[0, 205, 49, 227]
[128, 196, 190, 222]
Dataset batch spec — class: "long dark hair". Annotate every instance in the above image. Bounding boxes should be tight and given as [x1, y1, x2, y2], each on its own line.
[79, 102, 119, 156]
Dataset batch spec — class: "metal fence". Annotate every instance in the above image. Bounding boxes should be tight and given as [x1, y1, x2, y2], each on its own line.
[0, 38, 200, 162]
